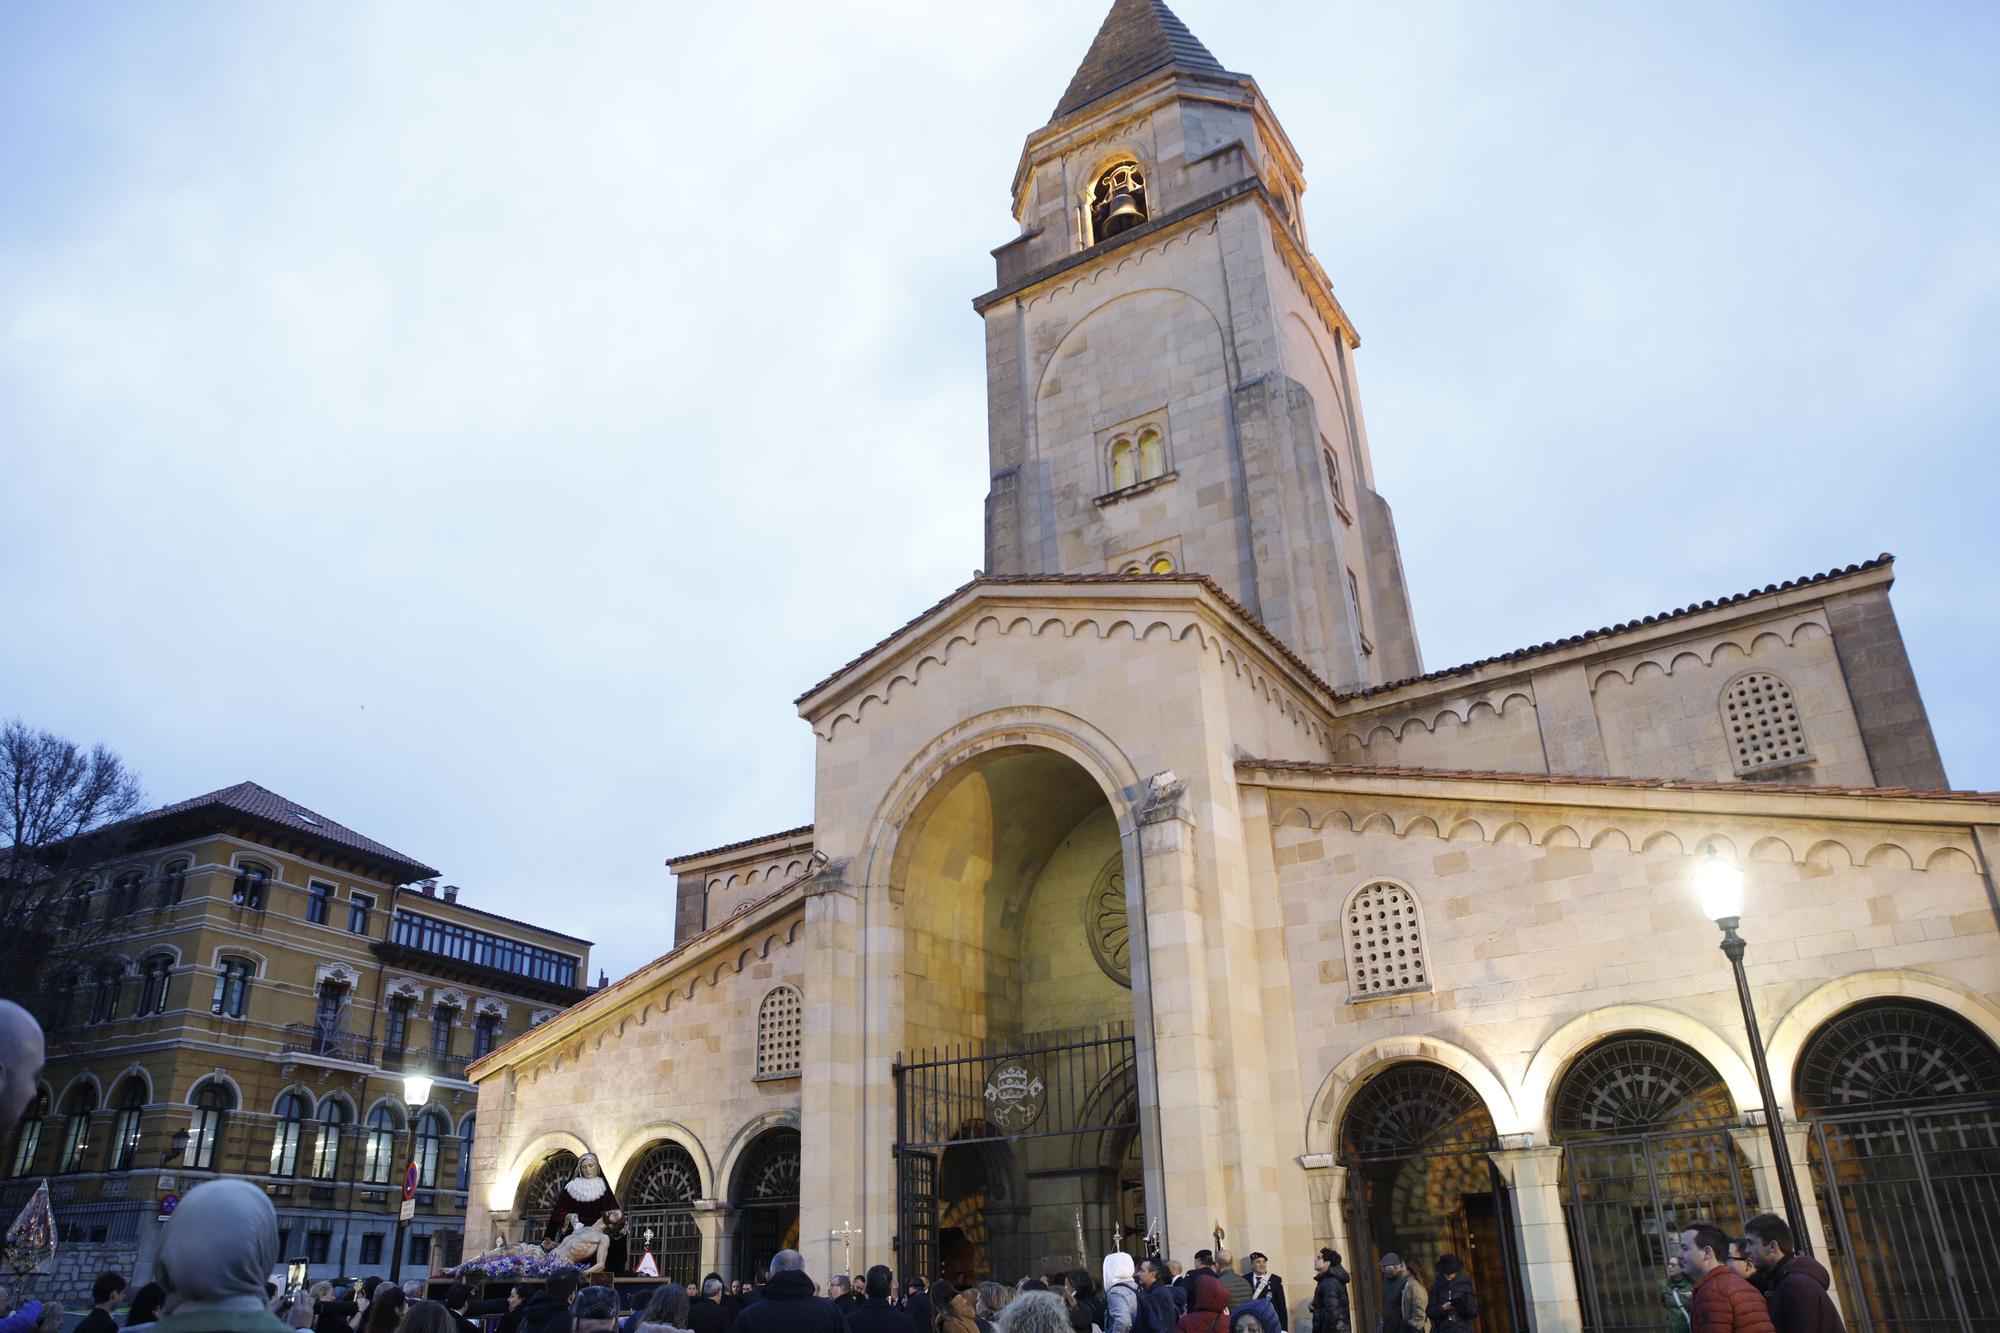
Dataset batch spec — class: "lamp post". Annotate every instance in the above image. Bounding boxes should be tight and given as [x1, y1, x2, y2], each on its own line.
[388, 1073, 434, 1284]
[1693, 848, 1812, 1253]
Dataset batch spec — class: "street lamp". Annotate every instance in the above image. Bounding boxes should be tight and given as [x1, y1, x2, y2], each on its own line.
[388, 1073, 434, 1284]
[1694, 847, 1812, 1253]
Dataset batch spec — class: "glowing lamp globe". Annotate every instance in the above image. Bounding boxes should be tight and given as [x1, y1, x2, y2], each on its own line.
[1693, 849, 1746, 923]
[403, 1073, 434, 1106]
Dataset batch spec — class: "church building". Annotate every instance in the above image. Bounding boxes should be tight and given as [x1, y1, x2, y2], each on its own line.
[464, 4, 2000, 1329]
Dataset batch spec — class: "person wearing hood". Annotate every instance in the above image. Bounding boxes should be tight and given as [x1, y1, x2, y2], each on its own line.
[730, 1251, 845, 1333]
[1100, 1256, 1138, 1333]
[1307, 1251, 1348, 1333]
[1172, 1278, 1229, 1333]
[1229, 1299, 1281, 1333]
[147, 1180, 292, 1333]
[1744, 1216, 1845, 1333]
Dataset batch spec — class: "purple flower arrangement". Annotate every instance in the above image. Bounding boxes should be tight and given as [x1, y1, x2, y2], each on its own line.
[452, 1251, 587, 1282]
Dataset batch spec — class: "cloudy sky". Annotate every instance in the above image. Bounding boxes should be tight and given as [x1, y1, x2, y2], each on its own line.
[4, 2, 1996, 985]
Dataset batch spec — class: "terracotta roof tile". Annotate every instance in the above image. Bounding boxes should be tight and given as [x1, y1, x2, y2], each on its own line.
[1235, 758, 2000, 804]
[793, 573, 1337, 707]
[666, 824, 814, 868]
[1349, 555, 1895, 701]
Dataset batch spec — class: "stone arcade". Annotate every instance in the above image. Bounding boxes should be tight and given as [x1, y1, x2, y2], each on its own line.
[464, 4, 2000, 1329]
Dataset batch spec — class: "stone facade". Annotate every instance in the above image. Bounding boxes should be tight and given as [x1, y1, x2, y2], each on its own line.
[464, 5, 1996, 1330]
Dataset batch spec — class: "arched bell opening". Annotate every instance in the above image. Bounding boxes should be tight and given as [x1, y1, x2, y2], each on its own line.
[1089, 161, 1148, 243]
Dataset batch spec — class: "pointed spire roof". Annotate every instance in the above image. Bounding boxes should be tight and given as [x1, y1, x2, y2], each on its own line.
[1052, 0, 1229, 120]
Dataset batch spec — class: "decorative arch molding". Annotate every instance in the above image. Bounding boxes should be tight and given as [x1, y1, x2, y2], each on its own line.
[603, 1121, 715, 1201]
[433, 987, 469, 1011]
[715, 1110, 803, 1200]
[187, 1070, 244, 1107]
[708, 858, 811, 894]
[816, 606, 1332, 749]
[103, 1064, 153, 1105]
[473, 996, 509, 1020]
[212, 947, 269, 974]
[270, 1084, 317, 1116]
[1520, 1006, 1759, 1138]
[1305, 1035, 1523, 1149]
[1766, 970, 2000, 1117]
[1586, 614, 1831, 691]
[362, 1096, 409, 1128]
[137, 944, 184, 967]
[1334, 689, 1536, 751]
[317, 1091, 358, 1120]
[383, 976, 427, 1004]
[57, 1071, 104, 1109]
[1021, 218, 1223, 314]
[490, 1130, 594, 1215]
[314, 962, 362, 990]
[1254, 797, 1967, 871]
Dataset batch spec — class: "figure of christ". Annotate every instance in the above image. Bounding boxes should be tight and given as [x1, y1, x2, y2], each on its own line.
[549, 1216, 619, 1272]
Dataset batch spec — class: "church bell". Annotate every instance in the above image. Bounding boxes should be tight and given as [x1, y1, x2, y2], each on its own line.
[1101, 191, 1145, 236]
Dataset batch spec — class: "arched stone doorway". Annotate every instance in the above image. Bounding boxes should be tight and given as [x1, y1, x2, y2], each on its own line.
[731, 1128, 801, 1282]
[1798, 999, 2000, 1330]
[887, 744, 1149, 1282]
[1552, 1034, 1756, 1331]
[623, 1141, 703, 1284]
[1337, 1062, 1521, 1333]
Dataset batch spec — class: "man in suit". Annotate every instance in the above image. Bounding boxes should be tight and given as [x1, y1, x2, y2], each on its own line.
[1244, 1255, 1287, 1331]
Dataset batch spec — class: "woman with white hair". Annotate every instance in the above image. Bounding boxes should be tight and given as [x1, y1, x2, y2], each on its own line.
[996, 1294, 1071, 1333]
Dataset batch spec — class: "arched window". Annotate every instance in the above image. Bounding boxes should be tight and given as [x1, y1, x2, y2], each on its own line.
[43, 971, 77, 1032]
[1147, 553, 1175, 574]
[455, 1114, 476, 1193]
[516, 1149, 577, 1217]
[1323, 445, 1345, 507]
[89, 966, 124, 1024]
[1109, 439, 1137, 490]
[59, 1084, 97, 1173]
[414, 1109, 449, 1188]
[312, 1098, 350, 1181]
[1797, 1000, 2000, 1113]
[159, 859, 189, 908]
[1721, 672, 1813, 776]
[1089, 161, 1147, 243]
[730, 1130, 801, 1283]
[65, 882, 92, 930]
[1342, 882, 1428, 999]
[186, 1079, 233, 1171]
[110, 1079, 146, 1171]
[624, 1141, 702, 1283]
[211, 957, 254, 1018]
[270, 1090, 310, 1177]
[136, 954, 174, 1016]
[756, 986, 803, 1078]
[232, 862, 272, 910]
[109, 871, 143, 918]
[10, 1088, 48, 1178]
[362, 1105, 403, 1185]
[1136, 428, 1165, 482]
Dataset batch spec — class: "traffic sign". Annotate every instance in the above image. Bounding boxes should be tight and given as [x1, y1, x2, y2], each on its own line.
[403, 1162, 418, 1201]
[158, 1192, 179, 1220]
[399, 1197, 416, 1223]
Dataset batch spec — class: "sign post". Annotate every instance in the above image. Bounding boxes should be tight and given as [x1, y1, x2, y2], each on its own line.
[390, 1159, 418, 1282]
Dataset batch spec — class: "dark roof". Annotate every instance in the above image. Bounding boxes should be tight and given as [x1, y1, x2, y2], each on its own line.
[1235, 758, 2000, 804]
[115, 780, 440, 882]
[666, 824, 815, 868]
[1351, 555, 1896, 701]
[794, 572, 1337, 707]
[1053, 0, 1229, 120]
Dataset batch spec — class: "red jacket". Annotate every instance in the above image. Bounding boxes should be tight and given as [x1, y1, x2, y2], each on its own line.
[1174, 1277, 1231, 1333]
[1691, 1267, 1776, 1332]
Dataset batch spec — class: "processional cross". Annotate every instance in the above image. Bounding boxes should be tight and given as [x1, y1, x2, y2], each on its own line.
[832, 1219, 862, 1276]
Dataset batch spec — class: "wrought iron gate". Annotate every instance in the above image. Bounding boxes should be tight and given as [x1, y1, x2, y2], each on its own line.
[892, 1025, 1139, 1283]
[1563, 1128, 1757, 1333]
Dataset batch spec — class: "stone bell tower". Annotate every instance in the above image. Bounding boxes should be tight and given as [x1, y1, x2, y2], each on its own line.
[975, 0, 1422, 691]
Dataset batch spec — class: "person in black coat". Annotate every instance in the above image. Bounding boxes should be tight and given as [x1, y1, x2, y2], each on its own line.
[1243, 1257, 1286, 1333]
[846, 1268, 918, 1333]
[1133, 1263, 1179, 1333]
[730, 1252, 845, 1333]
[520, 1273, 585, 1333]
[899, 1279, 931, 1333]
[1308, 1251, 1349, 1333]
[1426, 1256, 1476, 1332]
[689, 1279, 733, 1333]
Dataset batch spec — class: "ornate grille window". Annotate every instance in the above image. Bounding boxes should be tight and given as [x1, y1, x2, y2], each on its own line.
[756, 985, 803, 1078]
[1086, 856, 1132, 988]
[626, 1141, 703, 1282]
[1343, 882, 1428, 999]
[1796, 1000, 2000, 1112]
[517, 1149, 577, 1217]
[1553, 1035, 1734, 1135]
[1338, 1063, 1497, 1161]
[1722, 672, 1813, 775]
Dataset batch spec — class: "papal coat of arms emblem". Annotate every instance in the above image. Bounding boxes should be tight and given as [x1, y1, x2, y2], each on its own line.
[983, 1059, 1047, 1132]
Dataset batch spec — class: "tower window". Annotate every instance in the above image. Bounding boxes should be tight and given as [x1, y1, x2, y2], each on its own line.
[1323, 445, 1346, 509]
[1103, 422, 1170, 495]
[755, 984, 803, 1078]
[232, 863, 271, 910]
[1722, 672, 1813, 776]
[1089, 161, 1148, 243]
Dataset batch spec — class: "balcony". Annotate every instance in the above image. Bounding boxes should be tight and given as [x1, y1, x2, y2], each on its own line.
[283, 1024, 375, 1065]
[380, 1045, 469, 1083]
